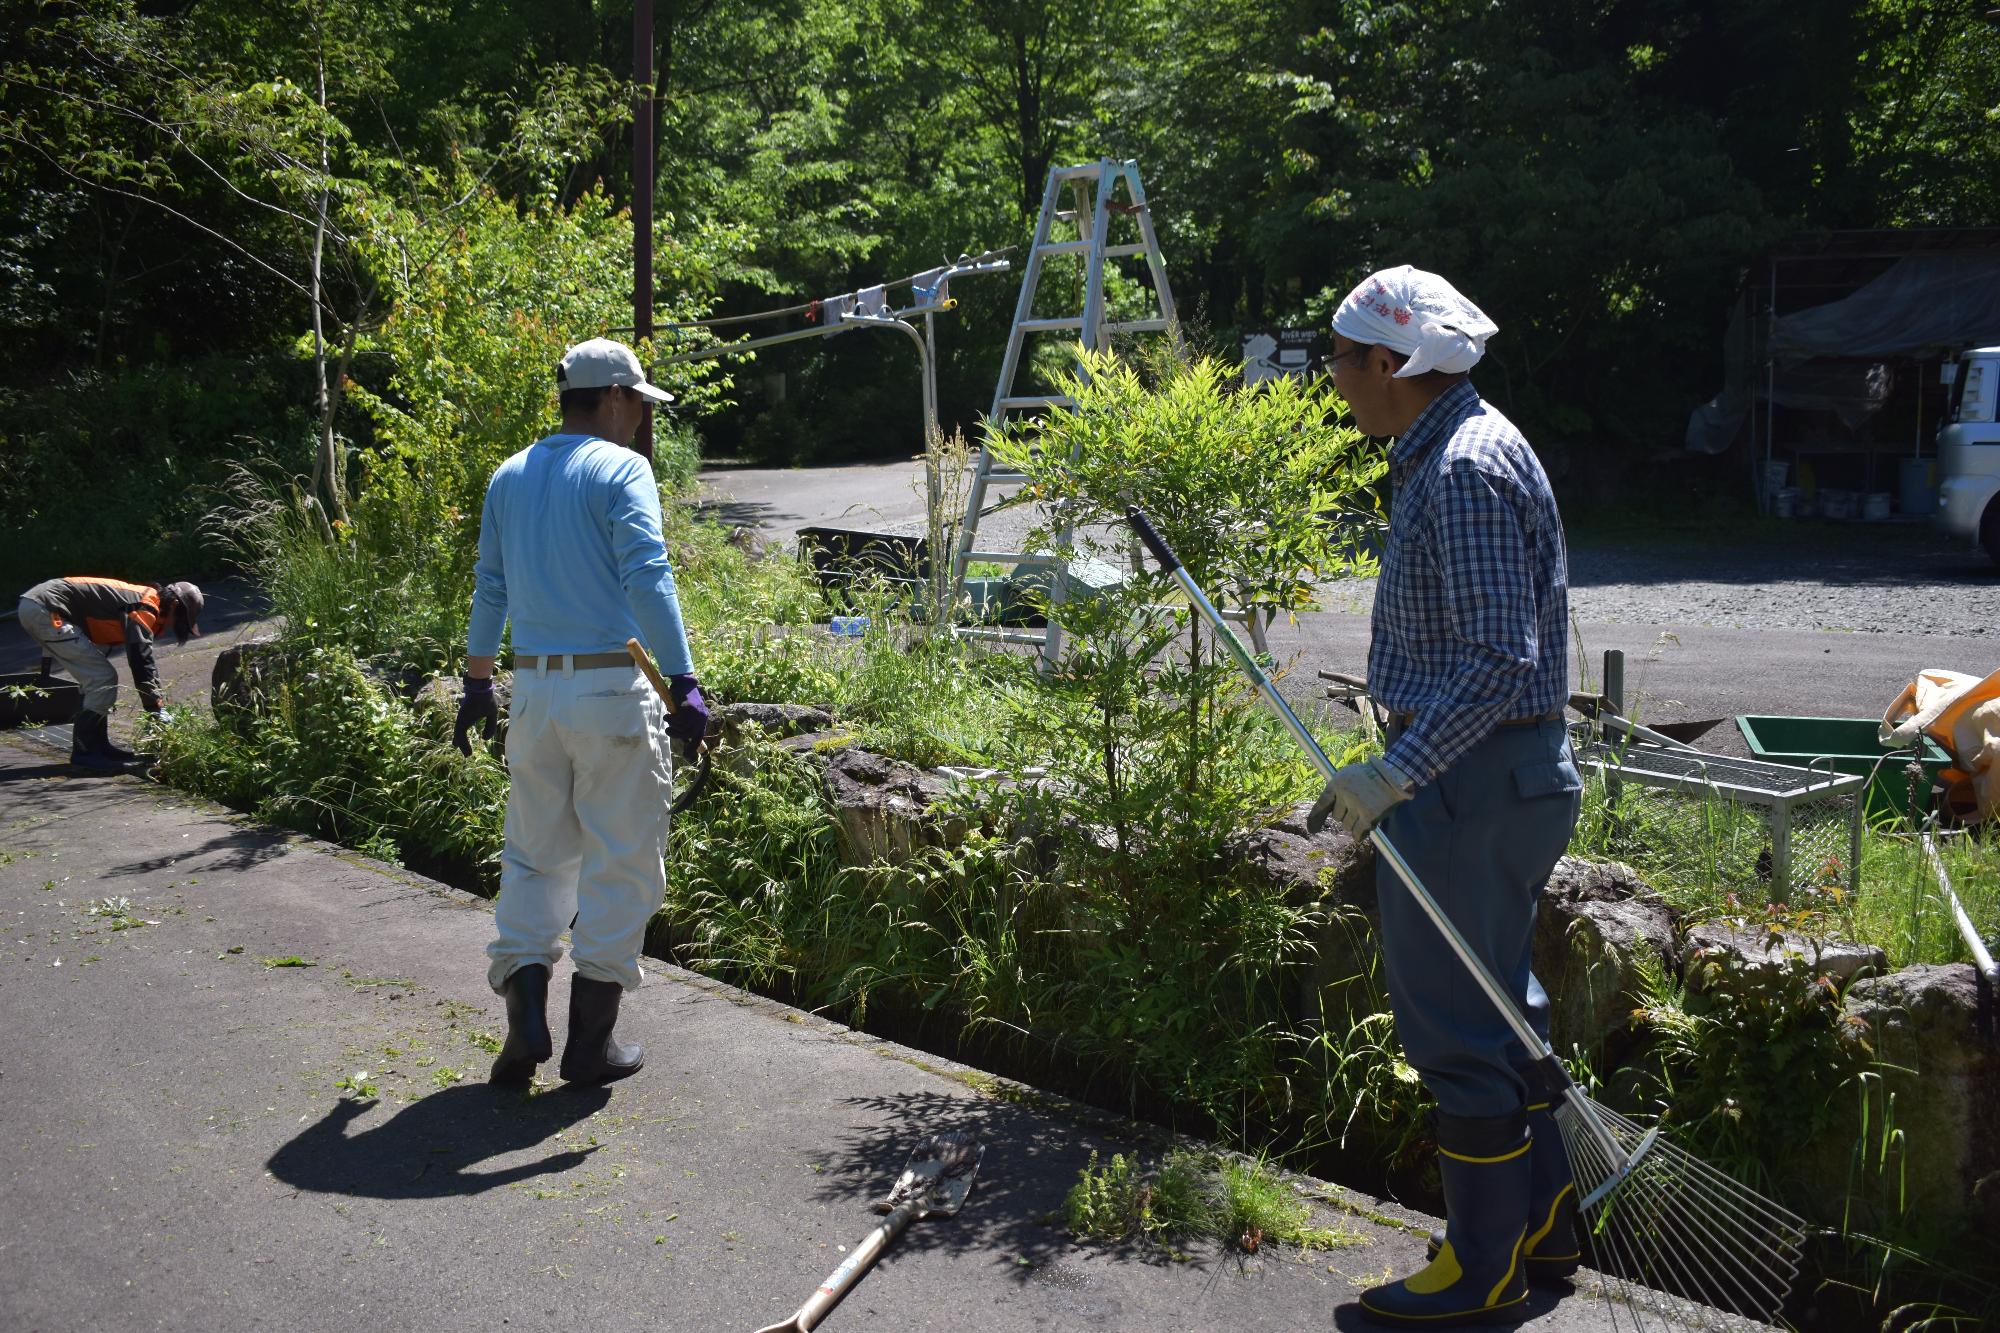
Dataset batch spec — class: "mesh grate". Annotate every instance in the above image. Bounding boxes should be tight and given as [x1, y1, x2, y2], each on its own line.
[1573, 739, 1861, 902]
[1580, 740, 1849, 800]
[1786, 793, 1859, 899]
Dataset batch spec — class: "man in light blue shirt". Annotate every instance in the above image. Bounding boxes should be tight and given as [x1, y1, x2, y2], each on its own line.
[458, 337, 709, 1090]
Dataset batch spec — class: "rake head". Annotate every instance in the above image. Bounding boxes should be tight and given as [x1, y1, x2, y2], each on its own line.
[1557, 1095, 1808, 1332]
[879, 1131, 984, 1220]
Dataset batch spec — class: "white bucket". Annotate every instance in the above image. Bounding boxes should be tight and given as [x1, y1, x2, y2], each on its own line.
[1772, 486, 1802, 518]
[1761, 460, 1789, 496]
[1861, 492, 1891, 521]
[1820, 489, 1857, 520]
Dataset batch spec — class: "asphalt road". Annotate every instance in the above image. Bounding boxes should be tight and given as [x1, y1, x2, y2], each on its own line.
[0, 732, 1643, 1333]
[698, 457, 2000, 758]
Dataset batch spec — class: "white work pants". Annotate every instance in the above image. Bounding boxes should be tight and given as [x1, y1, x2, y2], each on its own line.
[487, 662, 672, 993]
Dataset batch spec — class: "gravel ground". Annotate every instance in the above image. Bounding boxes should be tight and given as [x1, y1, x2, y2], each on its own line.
[716, 457, 2000, 639]
[959, 503, 2000, 639]
[1329, 520, 2000, 637]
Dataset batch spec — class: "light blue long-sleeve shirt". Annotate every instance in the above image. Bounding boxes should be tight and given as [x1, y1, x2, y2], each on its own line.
[467, 433, 695, 675]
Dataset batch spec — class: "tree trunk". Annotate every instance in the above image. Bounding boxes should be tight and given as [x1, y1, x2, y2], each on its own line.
[307, 43, 349, 526]
[1011, 27, 1046, 224]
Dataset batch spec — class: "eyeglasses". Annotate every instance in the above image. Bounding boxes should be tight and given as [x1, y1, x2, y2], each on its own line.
[1325, 346, 1369, 374]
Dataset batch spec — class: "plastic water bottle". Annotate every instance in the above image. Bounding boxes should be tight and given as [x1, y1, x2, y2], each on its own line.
[829, 614, 870, 638]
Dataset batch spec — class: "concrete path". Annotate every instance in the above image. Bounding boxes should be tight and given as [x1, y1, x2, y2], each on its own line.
[0, 730, 1640, 1333]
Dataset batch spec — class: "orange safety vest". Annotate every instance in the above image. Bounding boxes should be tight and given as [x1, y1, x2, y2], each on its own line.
[52, 576, 165, 647]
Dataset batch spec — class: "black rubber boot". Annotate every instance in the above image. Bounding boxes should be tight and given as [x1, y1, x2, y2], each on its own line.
[1361, 1111, 1531, 1327]
[489, 964, 552, 1088]
[558, 976, 643, 1085]
[1425, 1099, 1581, 1285]
[98, 715, 142, 763]
[70, 711, 126, 774]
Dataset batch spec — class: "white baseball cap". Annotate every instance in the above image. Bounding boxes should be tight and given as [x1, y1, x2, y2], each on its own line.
[557, 337, 673, 403]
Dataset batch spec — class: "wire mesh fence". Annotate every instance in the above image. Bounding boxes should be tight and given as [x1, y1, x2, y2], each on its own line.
[1571, 734, 1863, 904]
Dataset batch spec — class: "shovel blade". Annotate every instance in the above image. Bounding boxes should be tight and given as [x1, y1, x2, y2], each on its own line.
[881, 1131, 983, 1219]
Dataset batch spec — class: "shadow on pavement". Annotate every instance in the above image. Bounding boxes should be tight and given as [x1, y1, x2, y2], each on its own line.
[268, 1081, 612, 1198]
[693, 498, 803, 530]
[1330, 1283, 1573, 1330]
[107, 825, 291, 876]
[816, 1089, 1197, 1275]
[0, 758, 81, 783]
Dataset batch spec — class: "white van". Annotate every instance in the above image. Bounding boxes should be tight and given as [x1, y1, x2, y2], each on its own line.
[1938, 347, 2000, 564]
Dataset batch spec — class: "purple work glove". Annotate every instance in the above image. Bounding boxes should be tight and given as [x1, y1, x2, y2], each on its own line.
[664, 673, 708, 745]
[454, 675, 499, 755]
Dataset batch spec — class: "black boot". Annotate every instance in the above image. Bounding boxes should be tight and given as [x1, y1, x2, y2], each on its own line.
[489, 964, 552, 1088]
[558, 976, 643, 1085]
[98, 715, 141, 763]
[70, 711, 126, 774]
[1361, 1110, 1531, 1326]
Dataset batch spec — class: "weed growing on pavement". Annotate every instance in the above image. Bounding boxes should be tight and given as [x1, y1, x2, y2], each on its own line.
[1064, 1149, 1211, 1246]
[1064, 1149, 1355, 1254]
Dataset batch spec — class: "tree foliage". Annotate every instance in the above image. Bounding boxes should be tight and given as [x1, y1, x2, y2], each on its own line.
[2, 0, 1995, 586]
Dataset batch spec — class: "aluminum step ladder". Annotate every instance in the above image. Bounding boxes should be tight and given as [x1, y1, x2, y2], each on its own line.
[949, 158, 1270, 665]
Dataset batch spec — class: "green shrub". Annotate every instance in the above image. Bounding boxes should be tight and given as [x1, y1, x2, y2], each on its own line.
[148, 644, 507, 881]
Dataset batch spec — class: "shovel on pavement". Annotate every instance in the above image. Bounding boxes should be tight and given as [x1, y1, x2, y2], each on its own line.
[753, 1132, 984, 1333]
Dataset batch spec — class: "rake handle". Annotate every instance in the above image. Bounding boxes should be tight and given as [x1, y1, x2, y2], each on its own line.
[753, 1204, 918, 1333]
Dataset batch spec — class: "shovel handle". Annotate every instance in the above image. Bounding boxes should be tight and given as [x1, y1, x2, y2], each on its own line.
[752, 1204, 916, 1333]
[625, 637, 680, 714]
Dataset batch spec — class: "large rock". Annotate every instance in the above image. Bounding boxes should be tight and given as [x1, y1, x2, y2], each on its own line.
[1234, 802, 1377, 906]
[209, 635, 289, 719]
[1542, 857, 1652, 906]
[1828, 965, 2000, 1226]
[1533, 888, 1678, 1067]
[708, 700, 832, 752]
[1683, 922, 1887, 991]
[815, 744, 974, 865]
[1230, 806, 1383, 1029]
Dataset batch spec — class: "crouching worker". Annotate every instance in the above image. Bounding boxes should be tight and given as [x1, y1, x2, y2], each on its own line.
[1310, 266, 1580, 1326]
[15, 576, 203, 772]
[459, 337, 709, 1090]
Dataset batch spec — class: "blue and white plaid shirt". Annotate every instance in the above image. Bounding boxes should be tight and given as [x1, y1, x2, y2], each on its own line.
[1369, 380, 1569, 784]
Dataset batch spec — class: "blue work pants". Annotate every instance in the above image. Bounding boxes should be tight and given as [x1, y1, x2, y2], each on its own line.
[1375, 720, 1581, 1119]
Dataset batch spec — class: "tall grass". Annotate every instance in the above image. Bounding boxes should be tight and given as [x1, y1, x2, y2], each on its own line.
[1568, 770, 1998, 970]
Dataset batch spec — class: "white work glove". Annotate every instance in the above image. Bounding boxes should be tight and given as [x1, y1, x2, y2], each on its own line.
[1307, 755, 1416, 839]
[150, 708, 175, 725]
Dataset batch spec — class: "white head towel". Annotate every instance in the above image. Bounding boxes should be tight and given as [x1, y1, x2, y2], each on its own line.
[1332, 265, 1498, 378]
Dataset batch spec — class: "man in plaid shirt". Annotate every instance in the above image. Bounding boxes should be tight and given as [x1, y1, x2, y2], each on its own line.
[1309, 266, 1581, 1327]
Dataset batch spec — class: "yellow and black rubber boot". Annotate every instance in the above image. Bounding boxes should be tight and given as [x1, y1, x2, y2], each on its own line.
[1425, 1098, 1581, 1284]
[1361, 1110, 1530, 1327]
[1519, 1098, 1580, 1279]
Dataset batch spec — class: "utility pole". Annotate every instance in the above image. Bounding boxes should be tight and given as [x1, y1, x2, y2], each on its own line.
[632, 0, 655, 462]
